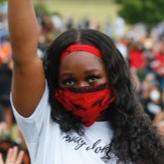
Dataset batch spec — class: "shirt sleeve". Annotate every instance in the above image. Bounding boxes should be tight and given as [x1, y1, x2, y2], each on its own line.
[10, 82, 50, 143]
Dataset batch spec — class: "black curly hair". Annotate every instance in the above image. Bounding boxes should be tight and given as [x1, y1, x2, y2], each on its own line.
[43, 29, 164, 164]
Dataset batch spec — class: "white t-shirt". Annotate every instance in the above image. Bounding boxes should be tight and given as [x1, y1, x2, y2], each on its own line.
[10, 83, 120, 164]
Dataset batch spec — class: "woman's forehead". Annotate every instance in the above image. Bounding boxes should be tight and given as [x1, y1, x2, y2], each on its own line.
[58, 51, 107, 77]
[59, 51, 104, 70]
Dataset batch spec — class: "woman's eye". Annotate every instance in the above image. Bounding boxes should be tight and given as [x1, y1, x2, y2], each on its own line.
[87, 75, 100, 84]
[62, 79, 76, 86]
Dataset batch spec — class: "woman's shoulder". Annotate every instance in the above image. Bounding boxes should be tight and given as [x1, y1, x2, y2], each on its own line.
[10, 80, 50, 124]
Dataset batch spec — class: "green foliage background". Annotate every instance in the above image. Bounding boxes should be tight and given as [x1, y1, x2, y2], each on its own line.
[117, 0, 164, 26]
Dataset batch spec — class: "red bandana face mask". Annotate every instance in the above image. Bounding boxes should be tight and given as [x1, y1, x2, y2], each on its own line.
[54, 84, 116, 127]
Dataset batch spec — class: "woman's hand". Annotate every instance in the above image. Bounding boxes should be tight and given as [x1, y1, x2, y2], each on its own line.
[0, 147, 24, 164]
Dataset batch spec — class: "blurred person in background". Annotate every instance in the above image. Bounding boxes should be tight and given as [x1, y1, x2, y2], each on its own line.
[153, 111, 164, 141]
[115, 37, 128, 60]
[143, 82, 163, 120]
[151, 38, 164, 90]
[128, 41, 146, 73]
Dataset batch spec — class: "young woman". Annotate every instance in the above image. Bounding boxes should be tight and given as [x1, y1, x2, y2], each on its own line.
[8, 0, 164, 164]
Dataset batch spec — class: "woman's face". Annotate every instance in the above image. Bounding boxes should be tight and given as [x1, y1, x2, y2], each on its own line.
[59, 51, 108, 88]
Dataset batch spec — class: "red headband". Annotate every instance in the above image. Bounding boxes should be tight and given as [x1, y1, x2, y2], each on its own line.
[61, 43, 102, 59]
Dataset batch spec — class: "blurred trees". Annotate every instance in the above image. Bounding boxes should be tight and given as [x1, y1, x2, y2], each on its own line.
[116, 0, 164, 26]
[0, 0, 6, 4]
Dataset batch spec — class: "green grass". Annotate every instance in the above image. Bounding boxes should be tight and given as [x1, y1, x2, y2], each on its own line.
[35, 0, 119, 24]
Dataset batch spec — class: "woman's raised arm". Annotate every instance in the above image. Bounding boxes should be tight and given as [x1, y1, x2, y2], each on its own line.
[8, 0, 45, 117]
